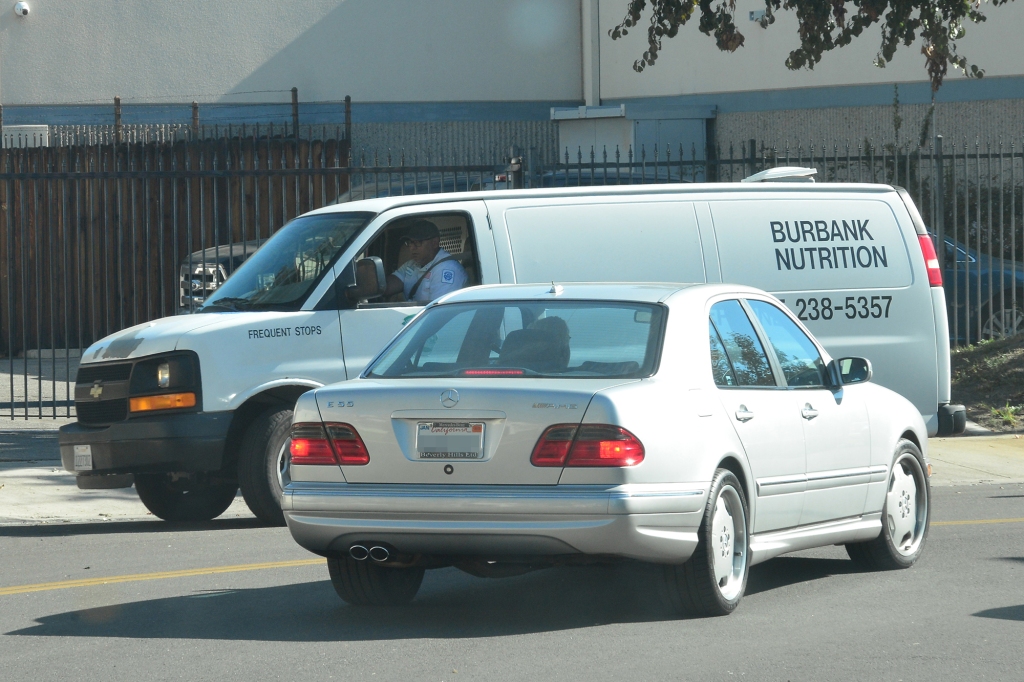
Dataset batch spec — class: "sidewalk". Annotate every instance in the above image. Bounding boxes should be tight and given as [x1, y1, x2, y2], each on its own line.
[1, 421, 1022, 525]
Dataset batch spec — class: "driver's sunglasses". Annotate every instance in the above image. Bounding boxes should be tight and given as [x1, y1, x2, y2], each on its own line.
[403, 237, 431, 247]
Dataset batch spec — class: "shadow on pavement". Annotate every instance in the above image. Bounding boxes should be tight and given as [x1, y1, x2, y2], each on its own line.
[746, 556, 859, 596]
[6, 556, 864, 641]
[973, 605, 1024, 622]
[8, 565, 678, 641]
[0, 430, 61, 463]
[0, 517, 267, 538]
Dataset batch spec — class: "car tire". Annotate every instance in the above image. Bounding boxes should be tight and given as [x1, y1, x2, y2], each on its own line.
[326, 556, 425, 606]
[846, 439, 930, 570]
[663, 468, 749, 617]
[134, 473, 238, 522]
[980, 290, 1024, 340]
[237, 405, 292, 527]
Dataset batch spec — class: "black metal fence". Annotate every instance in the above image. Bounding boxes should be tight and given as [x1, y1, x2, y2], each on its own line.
[2, 132, 1022, 418]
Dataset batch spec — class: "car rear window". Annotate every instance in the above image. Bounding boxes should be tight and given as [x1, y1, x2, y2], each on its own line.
[366, 300, 666, 379]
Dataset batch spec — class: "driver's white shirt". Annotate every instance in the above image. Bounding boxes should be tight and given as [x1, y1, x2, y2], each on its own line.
[393, 249, 468, 303]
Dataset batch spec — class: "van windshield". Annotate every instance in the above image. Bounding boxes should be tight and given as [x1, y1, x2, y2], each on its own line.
[366, 300, 666, 379]
[199, 212, 374, 312]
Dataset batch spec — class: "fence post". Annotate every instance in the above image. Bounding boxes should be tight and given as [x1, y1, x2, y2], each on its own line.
[0, 103, 4, 148]
[291, 87, 300, 138]
[748, 138, 757, 177]
[935, 135, 945, 271]
[191, 101, 199, 139]
[344, 95, 352, 146]
[114, 96, 123, 144]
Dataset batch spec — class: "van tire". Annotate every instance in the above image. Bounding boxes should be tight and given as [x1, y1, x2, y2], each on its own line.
[846, 439, 930, 570]
[237, 406, 292, 527]
[327, 555, 425, 606]
[134, 473, 238, 522]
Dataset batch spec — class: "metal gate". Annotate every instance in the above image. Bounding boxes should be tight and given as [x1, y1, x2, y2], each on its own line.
[2, 134, 1021, 418]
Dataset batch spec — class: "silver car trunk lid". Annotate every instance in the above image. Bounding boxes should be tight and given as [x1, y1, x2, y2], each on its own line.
[314, 378, 633, 484]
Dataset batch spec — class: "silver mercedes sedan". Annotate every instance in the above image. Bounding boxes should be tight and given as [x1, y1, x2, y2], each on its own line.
[283, 283, 931, 617]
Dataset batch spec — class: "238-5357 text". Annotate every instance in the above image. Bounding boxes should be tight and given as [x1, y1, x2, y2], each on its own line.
[779, 296, 893, 321]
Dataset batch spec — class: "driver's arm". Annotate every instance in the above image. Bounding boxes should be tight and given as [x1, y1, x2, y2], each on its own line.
[383, 274, 405, 297]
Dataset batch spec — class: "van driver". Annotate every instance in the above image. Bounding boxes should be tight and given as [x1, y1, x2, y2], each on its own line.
[384, 219, 468, 303]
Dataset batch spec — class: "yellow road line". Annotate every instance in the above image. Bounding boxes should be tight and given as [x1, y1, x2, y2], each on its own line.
[0, 558, 324, 597]
[932, 517, 1024, 527]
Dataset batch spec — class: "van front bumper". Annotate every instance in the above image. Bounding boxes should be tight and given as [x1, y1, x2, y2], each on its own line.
[283, 482, 708, 563]
[58, 412, 233, 475]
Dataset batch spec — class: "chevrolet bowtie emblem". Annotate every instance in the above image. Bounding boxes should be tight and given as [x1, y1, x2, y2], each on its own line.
[89, 381, 103, 399]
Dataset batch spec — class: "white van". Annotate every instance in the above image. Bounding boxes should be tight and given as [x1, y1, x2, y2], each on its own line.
[59, 175, 965, 524]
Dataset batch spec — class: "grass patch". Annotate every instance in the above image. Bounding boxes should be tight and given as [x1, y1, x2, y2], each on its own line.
[952, 335, 1024, 432]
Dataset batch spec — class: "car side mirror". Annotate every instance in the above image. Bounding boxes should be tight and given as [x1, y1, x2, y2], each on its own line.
[837, 357, 872, 385]
[347, 257, 386, 300]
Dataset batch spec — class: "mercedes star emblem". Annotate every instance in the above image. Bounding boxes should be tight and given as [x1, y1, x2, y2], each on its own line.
[440, 389, 459, 408]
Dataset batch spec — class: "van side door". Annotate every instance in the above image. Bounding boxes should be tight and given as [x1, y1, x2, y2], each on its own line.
[484, 197, 707, 285]
[334, 201, 497, 377]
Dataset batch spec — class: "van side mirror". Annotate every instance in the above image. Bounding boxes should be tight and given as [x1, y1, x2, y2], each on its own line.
[837, 357, 872, 385]
[347, 257, 387, 300]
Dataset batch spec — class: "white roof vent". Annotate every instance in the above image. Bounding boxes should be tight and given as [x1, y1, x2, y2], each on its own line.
[741, 166, 817, 183]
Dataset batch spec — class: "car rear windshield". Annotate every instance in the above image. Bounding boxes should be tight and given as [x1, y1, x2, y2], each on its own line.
[366, 300, 666, 379]
[199, 212, 374, 312]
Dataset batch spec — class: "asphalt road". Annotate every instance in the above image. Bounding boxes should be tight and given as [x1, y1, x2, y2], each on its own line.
[1, 484, 1022, 682]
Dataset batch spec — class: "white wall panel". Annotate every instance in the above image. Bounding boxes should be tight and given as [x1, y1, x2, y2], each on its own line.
[0, 0, 582, 106]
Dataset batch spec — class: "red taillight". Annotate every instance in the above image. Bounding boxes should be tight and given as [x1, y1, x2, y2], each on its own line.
[530, 424, 644, 468]
[289, 422, 369, 466]
[567, 425, 645, 467]
[325, 423, 370, 465]
[289, 423, 337, 465]
[919, 235, 943, 286]
[461, 368, 525, 376]
[530, 424, 578, 466]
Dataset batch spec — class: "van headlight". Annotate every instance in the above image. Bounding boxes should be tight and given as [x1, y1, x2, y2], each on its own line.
[128, 353, 201, 414]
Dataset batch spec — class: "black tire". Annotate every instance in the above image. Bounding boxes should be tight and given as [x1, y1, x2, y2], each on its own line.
[327, 556, 425, 606]
[664, 468, 749, 617]
[237, 405, 293, 526]
[975, 289, 1024, 342]
[846, 439, 930, 570]
[134, 473, 238, 523]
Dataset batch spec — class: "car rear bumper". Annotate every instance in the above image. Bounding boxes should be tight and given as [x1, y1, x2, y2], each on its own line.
[283, 482, 708, 563]
[58, 412, 233, 475]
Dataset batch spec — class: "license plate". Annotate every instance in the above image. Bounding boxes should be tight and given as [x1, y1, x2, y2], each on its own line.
[416, 422, 484, 460]
[73, 444, 93, 471]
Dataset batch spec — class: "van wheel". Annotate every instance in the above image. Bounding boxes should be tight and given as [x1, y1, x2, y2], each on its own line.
[134, 473, 238, 522]
[846, 439, 930, 570]
[663, 468, 749, 617]
[327, 555, 425, 606]
[237, 405, 292, 526]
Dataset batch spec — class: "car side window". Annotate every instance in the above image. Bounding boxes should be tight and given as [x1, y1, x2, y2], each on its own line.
[709, 321, 736, 386]
[746, 300, 827, 388]
[708, 300, 776, 387]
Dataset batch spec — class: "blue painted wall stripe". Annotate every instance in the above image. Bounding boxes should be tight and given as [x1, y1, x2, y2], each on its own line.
[2, 76, 1020, 126]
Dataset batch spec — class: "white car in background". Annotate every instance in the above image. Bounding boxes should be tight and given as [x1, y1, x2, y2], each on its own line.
[283, 283, 931, 617]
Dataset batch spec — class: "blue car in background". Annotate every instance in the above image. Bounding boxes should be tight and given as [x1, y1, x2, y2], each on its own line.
[939, 234, 1024, 342]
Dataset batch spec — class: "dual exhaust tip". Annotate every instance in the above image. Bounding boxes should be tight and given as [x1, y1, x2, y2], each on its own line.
[349, 544, 390, 562]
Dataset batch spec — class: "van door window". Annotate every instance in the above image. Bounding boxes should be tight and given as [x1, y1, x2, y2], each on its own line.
[343, 212, 480, 309]
[746, 300, 826, 388]
[708, 300, 776, 387]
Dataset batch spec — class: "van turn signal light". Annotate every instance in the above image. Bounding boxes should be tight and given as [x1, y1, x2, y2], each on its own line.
[129, 392, 196, 413]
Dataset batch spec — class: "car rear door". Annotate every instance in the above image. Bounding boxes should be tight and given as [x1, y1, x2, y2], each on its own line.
[708, 299, 806, 533]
